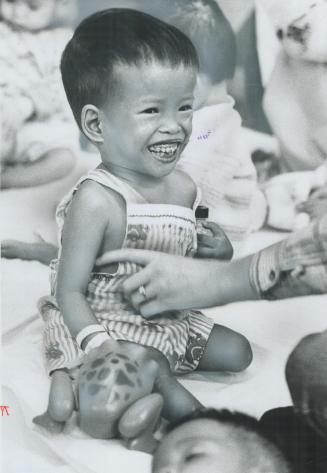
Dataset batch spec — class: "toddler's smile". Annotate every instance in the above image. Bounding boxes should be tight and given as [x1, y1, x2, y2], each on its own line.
[148, 141, 182, 163]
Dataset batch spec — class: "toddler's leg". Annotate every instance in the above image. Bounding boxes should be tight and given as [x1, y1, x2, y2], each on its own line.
[33, 369, 75, 433]
[155, 373, 202, 421]
[1, 148, 75, 189]
[197, 324, 252, 372]
[34, 301, 83, 432]
[146, 347, 202, 421]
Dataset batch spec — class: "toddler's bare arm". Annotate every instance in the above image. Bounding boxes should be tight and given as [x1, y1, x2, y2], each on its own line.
[56, 183, 112, 338]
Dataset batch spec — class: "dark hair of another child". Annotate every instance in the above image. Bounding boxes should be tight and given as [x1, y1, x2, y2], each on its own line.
[166, 408, 292, 472]
[167, 407, 263, 434]
[168, 0, 236, 84]
[61, 8, 199, 129]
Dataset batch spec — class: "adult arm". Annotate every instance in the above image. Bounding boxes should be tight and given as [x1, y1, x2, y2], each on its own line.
[96, 250, 258, 317]
[96, 213, 327, 315]
[252, 214, 327, 300]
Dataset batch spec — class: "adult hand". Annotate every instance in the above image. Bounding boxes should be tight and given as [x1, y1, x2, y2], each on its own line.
[96, 249, 255, 317]
[296, 198, 327, 221]
[264, 171, 318, 230]
[285, 331, 327, 438]
[97, 250, 222, 317]
[196, 221, 233, 260]
[296, 183, 327, 221]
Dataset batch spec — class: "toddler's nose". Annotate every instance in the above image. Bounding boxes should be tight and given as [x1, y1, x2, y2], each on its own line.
[159, 115, 181, 135]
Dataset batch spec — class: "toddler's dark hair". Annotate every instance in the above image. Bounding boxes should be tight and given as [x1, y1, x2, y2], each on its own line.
[61, 8, 199, 129]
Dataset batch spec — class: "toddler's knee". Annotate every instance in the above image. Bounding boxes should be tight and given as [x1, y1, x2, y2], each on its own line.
[231, 335, 253, 372]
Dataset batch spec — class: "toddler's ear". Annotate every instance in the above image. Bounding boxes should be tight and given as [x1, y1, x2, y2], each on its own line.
[81, 105, 104, 144]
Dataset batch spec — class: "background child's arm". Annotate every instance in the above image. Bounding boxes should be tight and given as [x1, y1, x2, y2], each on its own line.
[1, 238, 57, 265]
[1, 148, 75, 189]
[56, 183, 112, 340]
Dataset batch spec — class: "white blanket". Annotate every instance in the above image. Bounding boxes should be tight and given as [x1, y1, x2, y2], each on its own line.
[2, 148, 326, 473]
[3, 294, 327, 473]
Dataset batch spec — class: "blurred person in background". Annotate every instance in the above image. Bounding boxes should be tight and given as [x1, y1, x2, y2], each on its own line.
[0, 0, 80, 189]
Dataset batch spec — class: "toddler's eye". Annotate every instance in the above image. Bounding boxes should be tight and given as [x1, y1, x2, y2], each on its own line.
[142, 107, 159, 114]
[179, 105, 193, 112]
[184, 452, 204, 463]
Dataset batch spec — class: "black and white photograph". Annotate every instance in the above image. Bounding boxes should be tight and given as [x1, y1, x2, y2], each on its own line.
[1, 0, 327, 472]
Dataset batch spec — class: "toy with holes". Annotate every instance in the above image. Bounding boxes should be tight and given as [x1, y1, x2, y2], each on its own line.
[78, 340, 164, 453]
[34, 339, 202, 453]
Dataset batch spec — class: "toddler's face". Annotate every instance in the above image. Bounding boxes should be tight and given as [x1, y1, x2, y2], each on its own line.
[152, 418, 244, 473]
[98, 61, 196, 180]
[1, 0, 57, 31]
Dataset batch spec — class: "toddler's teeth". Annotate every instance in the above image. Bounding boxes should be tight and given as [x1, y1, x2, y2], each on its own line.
[148, 143, 179, 159]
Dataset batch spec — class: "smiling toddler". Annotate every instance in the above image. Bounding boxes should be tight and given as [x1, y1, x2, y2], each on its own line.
[35, 8, 252, 432]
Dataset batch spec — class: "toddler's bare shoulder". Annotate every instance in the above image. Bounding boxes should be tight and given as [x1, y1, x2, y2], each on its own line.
[70, 180, 121, 217]
[172, 169, 197, 201]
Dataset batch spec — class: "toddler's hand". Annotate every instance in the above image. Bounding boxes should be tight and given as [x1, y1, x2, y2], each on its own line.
[196, 221, 233, 260]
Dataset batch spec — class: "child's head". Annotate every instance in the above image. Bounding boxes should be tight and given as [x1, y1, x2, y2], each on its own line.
[77, 1, 235, 108]
[61, 9, 199, 178]
[0, 0, 77, 31]
[167, 0, 236, 106]
[152, 408, 290, 473]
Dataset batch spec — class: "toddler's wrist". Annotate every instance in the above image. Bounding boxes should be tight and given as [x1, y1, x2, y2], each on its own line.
[83, 332, 111, 354]
[76, 324, 111, 353]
